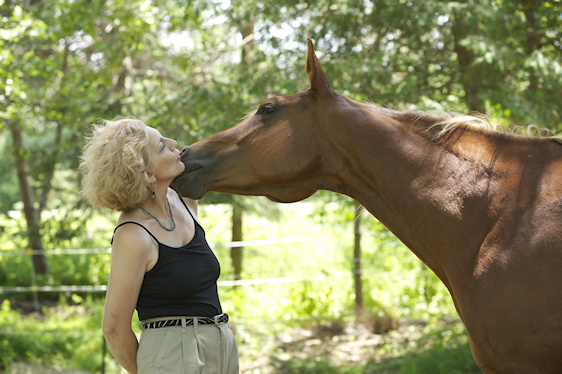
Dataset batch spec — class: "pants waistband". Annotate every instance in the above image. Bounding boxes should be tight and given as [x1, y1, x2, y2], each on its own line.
[141, 313, 229, 330]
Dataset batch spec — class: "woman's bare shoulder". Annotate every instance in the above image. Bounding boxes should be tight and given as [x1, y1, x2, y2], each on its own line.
[112, 219, 156, 256]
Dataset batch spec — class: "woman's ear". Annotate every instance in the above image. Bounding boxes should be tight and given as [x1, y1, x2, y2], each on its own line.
[145, 171, 157, 184]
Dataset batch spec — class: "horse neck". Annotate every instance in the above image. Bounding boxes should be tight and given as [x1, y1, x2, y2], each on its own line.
[322, 107, 521, 287]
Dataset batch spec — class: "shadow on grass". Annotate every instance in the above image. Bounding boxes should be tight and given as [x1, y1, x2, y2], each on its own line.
[276, 340, 481, 374]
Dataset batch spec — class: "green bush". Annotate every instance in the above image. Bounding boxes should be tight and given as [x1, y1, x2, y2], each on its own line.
[0, 298, 111, 372]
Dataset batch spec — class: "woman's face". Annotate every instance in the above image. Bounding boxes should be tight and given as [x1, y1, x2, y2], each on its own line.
[146, 126, 185, 181]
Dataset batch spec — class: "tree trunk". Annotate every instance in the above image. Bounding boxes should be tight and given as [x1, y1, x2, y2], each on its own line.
[228, 19, 254, 282]
[38, 43, 68, 214]
[240, 18, 254, 65]
[353, 201, 363, 312]
[450, 4, 487, 114]
[521, 0, 542, 92]
[231, 204, 243, 280]
[9, 119, 49, 274]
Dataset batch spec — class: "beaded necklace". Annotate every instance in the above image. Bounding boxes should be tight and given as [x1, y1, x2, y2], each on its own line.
[141, 197, 176, 231]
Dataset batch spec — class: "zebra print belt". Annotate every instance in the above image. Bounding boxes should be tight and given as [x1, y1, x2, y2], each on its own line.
[141, 313, 229, 329]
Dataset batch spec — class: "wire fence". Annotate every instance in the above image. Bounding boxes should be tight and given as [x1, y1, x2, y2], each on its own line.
[0, 236, 310, 292]
[0, 236, 360, 374]
[0, 234, 369, 324]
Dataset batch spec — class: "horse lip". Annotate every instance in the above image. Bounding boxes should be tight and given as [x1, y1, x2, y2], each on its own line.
[184, 164, 203, 173]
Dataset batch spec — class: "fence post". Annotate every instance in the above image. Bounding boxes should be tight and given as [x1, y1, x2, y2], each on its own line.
[27, 250, 40, 313]
[101, 335, 106, 374]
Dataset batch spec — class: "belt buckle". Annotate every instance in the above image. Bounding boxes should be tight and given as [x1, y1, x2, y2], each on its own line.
[213, 313, 227, 324]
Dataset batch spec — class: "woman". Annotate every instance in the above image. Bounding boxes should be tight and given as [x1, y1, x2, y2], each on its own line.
[80, 118, 239, 374]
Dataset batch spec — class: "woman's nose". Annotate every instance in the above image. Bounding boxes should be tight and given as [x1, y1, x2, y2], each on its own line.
[167, 138, 178, 148]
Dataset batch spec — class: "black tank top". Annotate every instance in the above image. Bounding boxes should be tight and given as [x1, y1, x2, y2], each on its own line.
[112, 200, 222, 321]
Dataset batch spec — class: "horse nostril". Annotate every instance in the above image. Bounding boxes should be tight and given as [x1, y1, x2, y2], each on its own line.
[179, 148, 189, 157]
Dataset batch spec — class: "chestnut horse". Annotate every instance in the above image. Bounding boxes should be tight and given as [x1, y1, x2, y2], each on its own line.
[173, 39, 562, 373]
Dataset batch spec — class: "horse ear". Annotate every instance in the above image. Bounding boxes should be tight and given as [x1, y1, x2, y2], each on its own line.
[306, 37, 333, 95]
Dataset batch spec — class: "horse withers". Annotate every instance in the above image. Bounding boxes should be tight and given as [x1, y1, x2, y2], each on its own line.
[173, 38, 562, 373]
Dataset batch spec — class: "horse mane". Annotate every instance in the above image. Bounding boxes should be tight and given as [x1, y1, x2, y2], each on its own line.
[351, 98, 561, 145]
[411, 112, 562, 145]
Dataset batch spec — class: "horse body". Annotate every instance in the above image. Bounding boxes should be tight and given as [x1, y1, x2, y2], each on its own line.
[173, 39, 562, 372]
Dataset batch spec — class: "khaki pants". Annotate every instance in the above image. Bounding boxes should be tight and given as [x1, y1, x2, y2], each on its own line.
[137, 317, 239, 374]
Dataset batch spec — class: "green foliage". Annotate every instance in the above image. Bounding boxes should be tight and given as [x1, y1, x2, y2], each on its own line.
[202, 201, 458, 324]
[0, 206, 114, 291]
[0, 201, 472, 371]
[0, 298, 108, 372]
[308, 193, 457, 319]
[1, 0, 559, 371]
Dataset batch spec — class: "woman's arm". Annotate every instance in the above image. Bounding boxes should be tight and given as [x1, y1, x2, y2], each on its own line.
[102, 224, 155, 374]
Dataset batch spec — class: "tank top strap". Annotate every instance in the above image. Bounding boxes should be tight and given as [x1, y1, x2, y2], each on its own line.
[178, 197, 199, 227]
[111, 221, 160, 245]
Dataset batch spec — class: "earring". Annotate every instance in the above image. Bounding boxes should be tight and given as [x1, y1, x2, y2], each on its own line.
[152, 186, 155, 198]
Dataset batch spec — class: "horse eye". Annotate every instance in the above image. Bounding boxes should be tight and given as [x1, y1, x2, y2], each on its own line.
[260, 104, 276, 115]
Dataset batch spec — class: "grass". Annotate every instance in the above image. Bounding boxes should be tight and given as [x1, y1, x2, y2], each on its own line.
[1, 297, 481, 373]
[274, 323, 481, 374]
[281, 343, 480, 374]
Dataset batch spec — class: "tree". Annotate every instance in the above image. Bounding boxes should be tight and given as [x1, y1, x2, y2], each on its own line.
[2, 3, 62, 273]
[220, 0, 560, 129]
[0, 0, 201, 273]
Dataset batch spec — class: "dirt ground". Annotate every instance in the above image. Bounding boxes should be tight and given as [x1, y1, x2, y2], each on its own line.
[239, 319, 451, 373]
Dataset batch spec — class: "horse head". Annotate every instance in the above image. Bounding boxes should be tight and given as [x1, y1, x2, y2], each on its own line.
[173, 38, 349, 202]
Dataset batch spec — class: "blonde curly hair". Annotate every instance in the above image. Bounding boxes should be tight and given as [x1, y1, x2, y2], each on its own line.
[80, 118, 154, 212]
